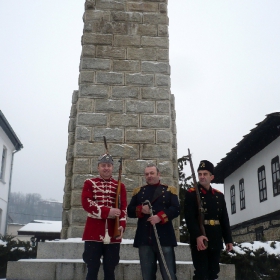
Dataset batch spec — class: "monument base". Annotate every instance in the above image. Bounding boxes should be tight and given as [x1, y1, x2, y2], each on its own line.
[6, 240, 235, 280]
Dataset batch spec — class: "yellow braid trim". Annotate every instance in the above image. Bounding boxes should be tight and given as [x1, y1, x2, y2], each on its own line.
[167, 186, 178, 195]
[132, 186, 141, 196]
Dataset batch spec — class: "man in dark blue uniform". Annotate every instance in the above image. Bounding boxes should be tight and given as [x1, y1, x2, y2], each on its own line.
[184, 160, 233, 280]
[128, 163, 180, 280]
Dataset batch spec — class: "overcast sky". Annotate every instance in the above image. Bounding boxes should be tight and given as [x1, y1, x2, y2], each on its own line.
[1, 1, 280, 201]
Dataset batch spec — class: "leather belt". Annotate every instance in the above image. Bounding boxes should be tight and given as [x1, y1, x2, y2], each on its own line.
[204, 219, 220, 226]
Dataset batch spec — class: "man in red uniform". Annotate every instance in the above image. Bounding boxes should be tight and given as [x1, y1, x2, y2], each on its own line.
[81, 153, 127, 280]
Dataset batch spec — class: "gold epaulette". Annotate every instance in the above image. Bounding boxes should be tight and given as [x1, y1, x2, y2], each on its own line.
[212, 188, 222, 193]
[132, 186, 141, 196]
[187, 187, 196, 192]
[167, 186, 177, 195]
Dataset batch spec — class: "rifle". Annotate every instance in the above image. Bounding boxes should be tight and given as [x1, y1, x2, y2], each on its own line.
[188, 149, 208, 248]
[103, 136, 108, 154]
[113, 157, 122, 238]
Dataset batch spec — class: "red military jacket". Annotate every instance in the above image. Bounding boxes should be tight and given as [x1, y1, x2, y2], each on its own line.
[81, 176, 127, 243]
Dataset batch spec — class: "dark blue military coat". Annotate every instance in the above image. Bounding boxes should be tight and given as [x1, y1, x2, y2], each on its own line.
[184, 184, 233, 250]
[127, 183, 180, 247]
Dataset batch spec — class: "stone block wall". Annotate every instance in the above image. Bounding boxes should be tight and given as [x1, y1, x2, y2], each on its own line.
[231, 214, 280, 243]
[62, 0, 179, 239]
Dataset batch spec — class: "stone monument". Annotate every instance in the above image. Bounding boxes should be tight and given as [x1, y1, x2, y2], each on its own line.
[62, 0, 179, 239]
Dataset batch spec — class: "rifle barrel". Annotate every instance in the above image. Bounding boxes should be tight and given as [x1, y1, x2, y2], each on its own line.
[188, 149, 208, 247]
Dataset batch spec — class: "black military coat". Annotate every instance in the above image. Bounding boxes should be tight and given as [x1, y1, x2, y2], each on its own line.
[128, 183, 180, 248]
[184, 184, 233, 250]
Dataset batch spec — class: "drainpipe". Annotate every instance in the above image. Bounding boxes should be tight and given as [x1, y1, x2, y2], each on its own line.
[5, 149, 19, 235]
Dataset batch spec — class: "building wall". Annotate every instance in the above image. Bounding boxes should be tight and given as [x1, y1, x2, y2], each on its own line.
[0, 127, 15, 235]
[7, 223, 32, 242]
[224, 136, 280, 241]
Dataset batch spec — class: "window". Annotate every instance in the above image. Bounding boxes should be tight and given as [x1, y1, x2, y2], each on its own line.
[255, 226, 264, 241]
[258, 166, 267, 202]
[239, 179, 245, 210]
[0, 146, 7, 181]
[230, 185, 236, 214]
[271, 156, 280, 196]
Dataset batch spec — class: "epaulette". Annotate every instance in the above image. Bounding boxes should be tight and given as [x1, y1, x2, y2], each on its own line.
[212, 187, 222, 193]
[132, 186, 141, 196]
[167, 186, 178, 195]
[187, 187, 196, 192]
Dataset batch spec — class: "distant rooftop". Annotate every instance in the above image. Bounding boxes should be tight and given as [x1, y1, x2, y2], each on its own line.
[19, 220, 62, 233]
[18, 220, 62, 240]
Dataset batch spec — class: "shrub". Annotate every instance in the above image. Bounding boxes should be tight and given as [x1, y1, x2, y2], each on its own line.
[220, 242, 280, 280]
[0, 235, 37, 278]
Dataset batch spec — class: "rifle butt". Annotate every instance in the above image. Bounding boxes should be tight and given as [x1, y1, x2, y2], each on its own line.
[203, 240, 208, 248]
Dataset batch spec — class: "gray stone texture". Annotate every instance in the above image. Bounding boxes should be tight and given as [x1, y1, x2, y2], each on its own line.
[109, 113, 139, 127]
[141, 144, 172, 159]
[82, 45, 96, 57]
[111, 11, 142, 22]
[95, 99, 124, 112]
[157, 100, 170, 113]
[125, 129, 155, 143]
[112, 86, 139, 99]
[114, 35, 141, 47]
[79, 84, 109, 98]
[75, 126, 91, 141]
[81, 58, 111, 70]
[93, 127, 124, 141]
[126, 100, 154, 113]
[141, 61, 170, 74]
[71, 190, 82, 207]
[113, 60, 140, 72]
[77, 112, 107, 127]
[126, 73, 154, 86]
[62, 0, 179, 241]
[141, 87, 170, 100]
[141, 115, 171, 128]
[79, 71, 94, 83]
[127, 47, 157, 60]
[96, 71, 124, 85]
[96, 46, 126, 59]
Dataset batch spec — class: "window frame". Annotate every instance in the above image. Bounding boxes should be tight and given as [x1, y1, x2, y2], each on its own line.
[230, 185, 236, 214]
[255, 226, 264, 241]
[258, 165, 267, 202]
[239, 178, 245, 210]
[0, 146, 7, 182]
[271, 156, 280, 197]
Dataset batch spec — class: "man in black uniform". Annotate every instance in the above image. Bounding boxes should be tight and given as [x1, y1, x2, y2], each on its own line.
[184, 160, 233, 280]
[128, 163, 180, 280]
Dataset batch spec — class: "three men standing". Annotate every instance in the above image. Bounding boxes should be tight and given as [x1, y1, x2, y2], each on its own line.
[81, 154, 232, 280]
[128, 163, 180, 280]
[184, 160, 233, 280]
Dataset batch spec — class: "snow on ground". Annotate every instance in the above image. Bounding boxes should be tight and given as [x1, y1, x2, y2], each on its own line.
[230, 241, 280, 256]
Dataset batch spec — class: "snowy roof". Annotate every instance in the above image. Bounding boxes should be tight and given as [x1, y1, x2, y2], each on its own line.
[18, 220, 62, 234]
[214, 112, 280, 183]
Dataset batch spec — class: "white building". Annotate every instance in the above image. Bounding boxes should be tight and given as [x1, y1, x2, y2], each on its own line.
[214, 112, 280, 242]
[0, 110, 23, 235]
